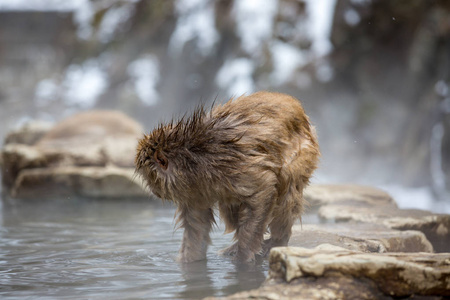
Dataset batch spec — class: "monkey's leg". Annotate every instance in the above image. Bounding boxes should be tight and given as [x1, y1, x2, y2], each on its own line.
[262, 210, 295, 257]
[218, 203, 240, 256]
[262, 192, 303, 256]
[234, 189, 276, 262]
[177, 206, 215, 263]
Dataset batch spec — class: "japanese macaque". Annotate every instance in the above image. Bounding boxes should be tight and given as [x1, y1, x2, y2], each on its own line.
[135, 91, 320, 263]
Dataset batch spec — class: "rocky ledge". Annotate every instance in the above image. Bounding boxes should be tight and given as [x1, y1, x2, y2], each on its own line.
[1, 111, 148, 199]
[219, 246, 450, 299]
[208, 185, 450, 300]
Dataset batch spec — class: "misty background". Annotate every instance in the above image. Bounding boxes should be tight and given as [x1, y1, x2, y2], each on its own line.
[0, 0, 449, 212]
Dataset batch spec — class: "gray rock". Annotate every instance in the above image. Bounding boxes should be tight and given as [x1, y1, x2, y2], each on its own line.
[304, 184, 449, 253]
[1, 144, 47, 188]
[289, 223, 434, 253]
[210, 246, 450, 299]
[319, 204, 450, 252]
[35, 110, 143, 168]
[209, 184, 449, 299]
[207, 275, 390, 300]
[3, 121, 52, 146]
[304, 184, 397, 209]
[1, 111, 149, 199]
[268, 247, 450, 297]
[11, 166, 147, 199]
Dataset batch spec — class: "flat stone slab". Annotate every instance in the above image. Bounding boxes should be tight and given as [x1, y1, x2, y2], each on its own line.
[3, 121, 52, 145]
[211, 246, 450, 299]
[1, 111, 150, 200]
[10, 166, 147, 199]
[289, 223, 433, 253]
[304, 184, 397, 209]
[319, 204, 450, 252]
[208, 276, 391, 300]
[269, 247, 450, 297]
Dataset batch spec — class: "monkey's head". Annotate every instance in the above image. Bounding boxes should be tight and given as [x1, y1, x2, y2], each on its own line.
[135, 107, 246, 205]
[135, 123, 183, 200]
[135, 109, 217, 202]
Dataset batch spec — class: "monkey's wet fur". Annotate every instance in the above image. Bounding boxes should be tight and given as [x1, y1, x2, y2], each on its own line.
[135, 91, 320, 263]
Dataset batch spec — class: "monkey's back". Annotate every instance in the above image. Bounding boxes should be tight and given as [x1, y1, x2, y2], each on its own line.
[212, 91, 320, 210]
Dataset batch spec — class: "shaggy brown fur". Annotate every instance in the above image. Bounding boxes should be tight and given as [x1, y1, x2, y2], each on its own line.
[135, 91, 320, 263]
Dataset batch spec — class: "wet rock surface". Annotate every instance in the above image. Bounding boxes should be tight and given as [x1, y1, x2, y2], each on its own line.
[289, 223, 434, 253]
[209, 275, 391, 300]
[216, 247, 450, 300]
[319, 204, 450, 253]
[1, 111, 148, 199]
[209, 184, 450, 300]
[304, 184, 397, 208]
[269, 247, 450, 295]
[306, 184, 450, 253]
[11, 166, 146, 199]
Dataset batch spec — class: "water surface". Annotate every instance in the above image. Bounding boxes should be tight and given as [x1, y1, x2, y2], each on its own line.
[0, 198, 268, 299]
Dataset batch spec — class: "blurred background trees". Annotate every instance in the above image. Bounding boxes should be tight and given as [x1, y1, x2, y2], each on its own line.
[0, 0, 449, 207]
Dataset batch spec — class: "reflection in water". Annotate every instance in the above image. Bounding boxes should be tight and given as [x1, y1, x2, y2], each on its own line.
[0, 198, 268, 299]
[178, 260, 215, 299]
[177, 254, 267, 299]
